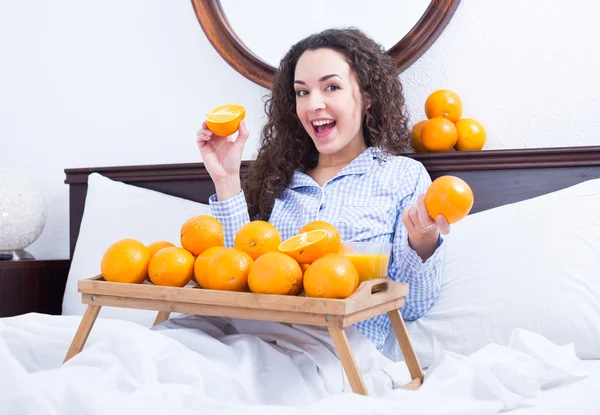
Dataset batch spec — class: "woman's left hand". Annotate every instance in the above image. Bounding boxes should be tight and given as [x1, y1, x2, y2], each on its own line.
[402, 194, 451, 236]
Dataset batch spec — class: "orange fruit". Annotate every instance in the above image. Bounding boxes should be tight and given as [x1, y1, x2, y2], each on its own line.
[148, 247, 195, 287]
[180, 215, 224, 256]
[278, 230, 328, 264]
[421, 117, 458, 152]
[424, 175, 474, 224]
[454, 118, 486, 151]
[101, 238, 150, 284]
[205, 104, 246, 137]
[234, 220, 282, 260]
[193, 246, 225, 286]
[298, 221, 341, 254]
[303, 254, 359, 299]
[203, 248, 253, 291]
[147, 241, 176, 258]
[248, 252, 303, 295]
[145, 241, 176, 281]
[410, 120, 428, 152]
[424, 90, 463, 122]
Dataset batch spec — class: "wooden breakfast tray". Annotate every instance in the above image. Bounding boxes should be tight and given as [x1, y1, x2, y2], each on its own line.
[64, 276, 424, 395]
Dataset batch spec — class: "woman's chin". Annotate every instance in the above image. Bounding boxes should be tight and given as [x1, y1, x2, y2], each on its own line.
[311, 134, 341, 154]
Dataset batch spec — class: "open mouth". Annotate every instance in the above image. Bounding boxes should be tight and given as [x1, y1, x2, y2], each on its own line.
[311, 119, 336, 138]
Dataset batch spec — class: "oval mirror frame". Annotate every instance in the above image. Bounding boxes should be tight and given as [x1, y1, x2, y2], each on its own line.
[191, 0, 461, 89]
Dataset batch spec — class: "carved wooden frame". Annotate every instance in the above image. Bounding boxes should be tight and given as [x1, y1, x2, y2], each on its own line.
[191, 0, 462, 89]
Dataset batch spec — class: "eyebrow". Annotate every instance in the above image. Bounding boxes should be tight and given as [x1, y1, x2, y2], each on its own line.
[294, 74, 342, 85]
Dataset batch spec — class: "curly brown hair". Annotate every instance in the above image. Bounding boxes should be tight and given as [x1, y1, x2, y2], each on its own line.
[244, 27, 412, 220]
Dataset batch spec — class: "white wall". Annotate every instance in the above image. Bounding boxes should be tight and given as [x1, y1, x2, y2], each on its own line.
[220, 0, 431, 67]
[1, 0, 599, 260]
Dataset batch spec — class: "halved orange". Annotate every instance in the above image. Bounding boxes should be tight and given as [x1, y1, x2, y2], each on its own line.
[278, 230, 328, 264]
[205, 104, 246, 137]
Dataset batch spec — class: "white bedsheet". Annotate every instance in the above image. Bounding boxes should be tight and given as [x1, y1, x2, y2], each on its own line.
[1, 312, 598, 415]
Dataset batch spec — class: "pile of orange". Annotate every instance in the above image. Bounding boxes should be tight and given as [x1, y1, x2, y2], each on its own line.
[99, 217, 360, 299]
[411, 90, 486, 153]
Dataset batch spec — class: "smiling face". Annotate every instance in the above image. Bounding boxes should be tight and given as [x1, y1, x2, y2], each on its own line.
[293, 48, 367, 156]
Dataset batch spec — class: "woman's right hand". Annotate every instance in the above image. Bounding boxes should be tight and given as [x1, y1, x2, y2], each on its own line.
[196, 119, 249, 184]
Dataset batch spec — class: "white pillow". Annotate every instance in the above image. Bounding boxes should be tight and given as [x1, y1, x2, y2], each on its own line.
[62, 173, 213, 326]
[383, 178, 600, 368]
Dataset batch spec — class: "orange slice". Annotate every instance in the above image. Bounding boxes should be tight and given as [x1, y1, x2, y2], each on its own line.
[278, 230, 328, 264]
[205, 104, 246, 137]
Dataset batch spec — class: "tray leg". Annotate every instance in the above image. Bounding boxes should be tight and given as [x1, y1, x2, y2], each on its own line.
[153, 310, 171, 326]
[387, 309, 424, 388]
[327, 325, 368, 395]
[63, 304, 101, 363]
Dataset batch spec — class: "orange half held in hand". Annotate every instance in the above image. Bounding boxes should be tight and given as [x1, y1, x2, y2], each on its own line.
[205, 104, 246, 137]
[424, 175, 474, 224]
[278, 229, 328, 264]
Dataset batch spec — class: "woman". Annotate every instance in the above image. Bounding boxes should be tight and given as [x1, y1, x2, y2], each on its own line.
[196, 28, 449, 351]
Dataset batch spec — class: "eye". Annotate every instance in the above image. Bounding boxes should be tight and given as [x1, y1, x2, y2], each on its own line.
[295, 89, 308, 97]
[325, 84, 340, 92]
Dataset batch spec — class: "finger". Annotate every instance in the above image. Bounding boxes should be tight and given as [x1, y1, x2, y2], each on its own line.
[402, 207, 415, 230]
[408, 206, 422, 230]
[230, 119, 250, 146]
[197, 122, 213, 136]
[436, 215, 451, 235]
[196, 131, 213, 143]
[416, 194, 435, 227]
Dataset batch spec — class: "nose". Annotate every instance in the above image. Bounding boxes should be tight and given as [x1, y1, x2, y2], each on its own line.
[307, 91, 325, 112]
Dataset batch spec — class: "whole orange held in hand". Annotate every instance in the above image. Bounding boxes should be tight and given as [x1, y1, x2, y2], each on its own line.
[101, 238, 150, 284]
[203, 248, 254, 292]
[148, 247, 195, 287]
[298, 221, 341, 254]
[424, 176, 474, 224]
[180, 215, 224, 256]
[303, 254, 359, 299]
[248, 252, 303, 295]
[454, 118, 486, 151]
[410, 120, 428, 153]
[234, 220, 282, 260]
[425, 90, 463, 122]
[205, 104, 246, 137]
[421, 117, 458, 152]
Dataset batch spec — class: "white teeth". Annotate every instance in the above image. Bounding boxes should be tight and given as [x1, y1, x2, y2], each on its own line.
[312, 119, 334, 127]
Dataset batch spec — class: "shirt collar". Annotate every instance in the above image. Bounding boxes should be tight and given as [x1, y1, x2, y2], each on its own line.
[289, 147, 384, 189]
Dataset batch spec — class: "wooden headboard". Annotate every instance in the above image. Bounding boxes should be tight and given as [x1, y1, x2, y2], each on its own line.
[64, 146, 600, 258]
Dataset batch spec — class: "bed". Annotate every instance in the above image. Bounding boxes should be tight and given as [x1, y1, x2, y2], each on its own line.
[1, 145, 600, 414]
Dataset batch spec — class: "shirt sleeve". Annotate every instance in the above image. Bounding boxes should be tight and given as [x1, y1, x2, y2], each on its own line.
[387, 162, 445, 321]
[208, 190, 250, 248]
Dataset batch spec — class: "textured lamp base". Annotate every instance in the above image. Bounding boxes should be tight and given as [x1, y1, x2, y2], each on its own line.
[0, 250, 35, 260]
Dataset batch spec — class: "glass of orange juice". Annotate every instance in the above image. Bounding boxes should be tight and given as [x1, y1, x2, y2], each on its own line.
[341, 242, 392, 283]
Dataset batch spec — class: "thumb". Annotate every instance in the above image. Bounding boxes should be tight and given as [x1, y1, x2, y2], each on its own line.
[233, 119, 250, 149]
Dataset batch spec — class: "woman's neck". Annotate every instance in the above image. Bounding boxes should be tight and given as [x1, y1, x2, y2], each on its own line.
[307, 139, 368, 186]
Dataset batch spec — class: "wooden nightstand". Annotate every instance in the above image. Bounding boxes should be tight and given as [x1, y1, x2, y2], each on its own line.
[0, 259, 71, 317]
